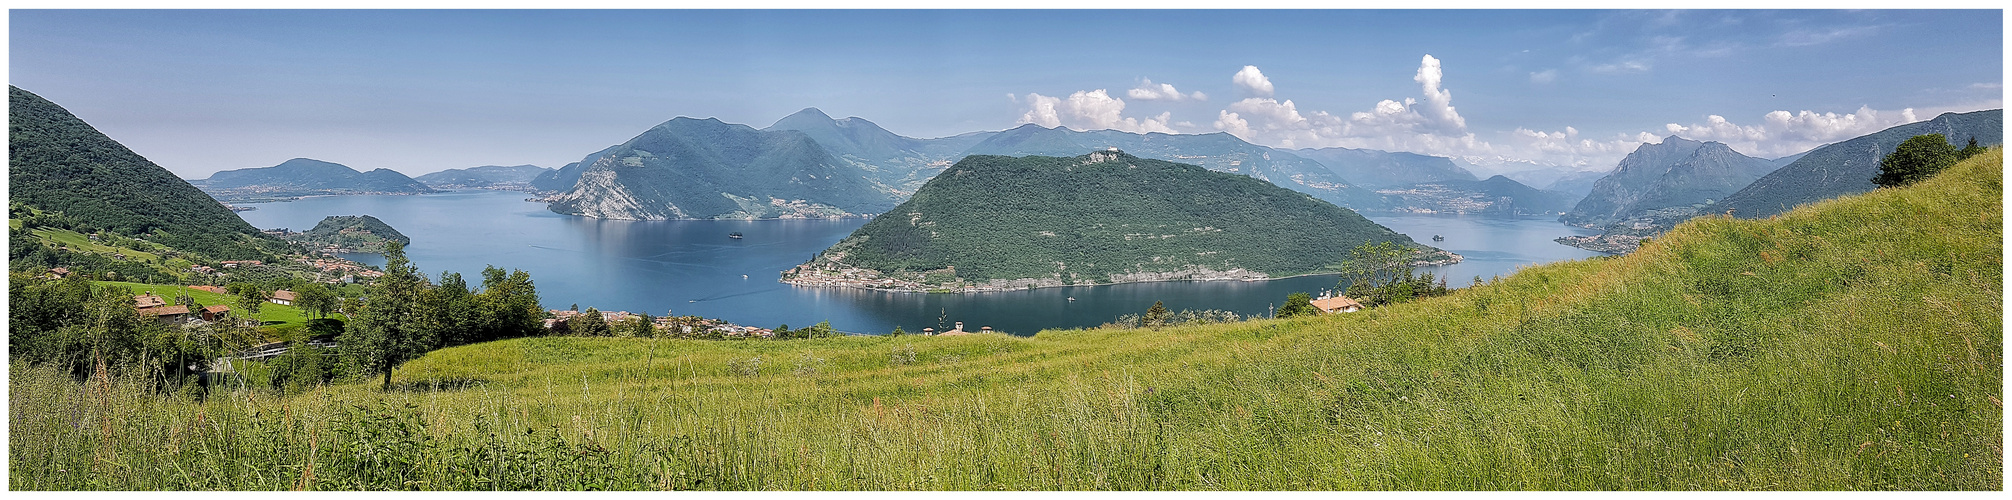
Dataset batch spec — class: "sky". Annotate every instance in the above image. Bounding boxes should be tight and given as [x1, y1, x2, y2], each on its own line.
[8, 9, 2003, 178]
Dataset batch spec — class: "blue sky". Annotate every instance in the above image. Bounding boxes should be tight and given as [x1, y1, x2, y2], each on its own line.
[9, 9, 2002, 177]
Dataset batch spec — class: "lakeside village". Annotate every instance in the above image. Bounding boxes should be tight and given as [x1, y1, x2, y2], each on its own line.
[114, 259, 1002, 341]
[781, 251, 1463, 294]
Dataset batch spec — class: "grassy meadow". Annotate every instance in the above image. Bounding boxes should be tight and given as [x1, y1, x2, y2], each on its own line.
[9, 151, 2002, 490]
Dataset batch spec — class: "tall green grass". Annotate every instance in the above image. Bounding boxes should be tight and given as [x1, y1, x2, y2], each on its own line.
[11, 150, 2001, 490]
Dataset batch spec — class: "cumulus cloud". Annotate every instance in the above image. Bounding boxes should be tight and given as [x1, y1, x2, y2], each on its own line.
[1232, 66, 1274, 98]
[1530, 69, 1558, 84]
[1127, 78, 1207, 102]
[1019, 93, 1062, 128]
[1015, 90, 1175, 134]
[1664, 106, 1919, 157]
[1213, 56, 1477, 152]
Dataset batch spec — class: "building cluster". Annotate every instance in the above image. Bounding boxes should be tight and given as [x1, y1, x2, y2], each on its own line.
[921, 321, 994, 336]
[295, 256, 386, 283]
[131, 292, 231, 324]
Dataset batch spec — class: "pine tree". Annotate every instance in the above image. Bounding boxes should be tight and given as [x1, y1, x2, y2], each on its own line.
[1144, 300, 1171, 328]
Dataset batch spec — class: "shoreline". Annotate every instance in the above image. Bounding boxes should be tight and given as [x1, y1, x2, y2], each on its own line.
[783, 251, 1464, 294]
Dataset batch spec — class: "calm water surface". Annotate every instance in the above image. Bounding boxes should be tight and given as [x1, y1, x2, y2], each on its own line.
[238, 190, 1602, 335]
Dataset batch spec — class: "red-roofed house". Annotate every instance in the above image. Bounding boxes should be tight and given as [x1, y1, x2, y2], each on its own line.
[1311, 296, 1364, 314]
[134, 293, 168, 309]
[202, 304, 231, 322]
[140, 305, 192, 323]
[270, 290, 296, 306]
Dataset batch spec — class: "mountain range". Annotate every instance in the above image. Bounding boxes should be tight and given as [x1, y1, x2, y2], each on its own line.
[194, 158, 435, 201]
[415, 164, 552, 188]
[1718, 109, 2003, 219]
[785, 151, 1446, 291]
[537, 108, 1578, 219]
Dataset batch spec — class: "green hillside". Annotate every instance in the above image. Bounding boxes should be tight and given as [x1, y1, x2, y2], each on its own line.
[8, 85, 280, 260]
[794, 151, 1434, 289]
[286, 215, 410, 253]
[12, 149, 1998, 490]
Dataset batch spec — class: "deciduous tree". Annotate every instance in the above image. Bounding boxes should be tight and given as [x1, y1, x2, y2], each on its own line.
[340, 241, 435, 390]
[1874, 134, 1959, 187]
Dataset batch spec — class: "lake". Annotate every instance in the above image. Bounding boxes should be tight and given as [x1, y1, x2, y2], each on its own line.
[237, 190, 1604, 335]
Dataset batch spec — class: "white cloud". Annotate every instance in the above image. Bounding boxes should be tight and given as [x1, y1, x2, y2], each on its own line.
[1412, 55, 1465, 133]
[1015, 89, 1175, 134]
[1232, 66, 1274, 98]
[1530, 69, 1558, 84]
[1589, 60, 1651, 74]
[1018, 93, 1061, 128]
[1664, 106, 1919, 157]
[1127, 78, 1207, 102]
[1213, 57, 1476, 153]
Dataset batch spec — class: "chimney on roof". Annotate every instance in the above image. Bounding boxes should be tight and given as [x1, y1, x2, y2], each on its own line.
[955, 322, 963, 332]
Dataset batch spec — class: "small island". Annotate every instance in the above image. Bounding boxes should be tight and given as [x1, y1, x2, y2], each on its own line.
[783, 150, 1456, 292]
[279, 215, 411, 254]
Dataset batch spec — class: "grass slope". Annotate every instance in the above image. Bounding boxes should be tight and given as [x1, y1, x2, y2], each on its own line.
[10, 151, 2000, 490]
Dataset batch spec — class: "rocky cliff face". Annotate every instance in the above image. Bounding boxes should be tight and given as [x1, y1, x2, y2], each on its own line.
[1561, 137, 1775, 228]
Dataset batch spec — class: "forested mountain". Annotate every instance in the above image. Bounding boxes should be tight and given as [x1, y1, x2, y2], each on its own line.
[1718, 109, 2003, 219]
[196, 158, 435, 200]
[1292, 146, 1478, 187]
[546, 117, 898, 220]
[1561, 136, 1778, 228]
[960, 125, 1392, 211]
[788, 151, 1442, 290]
[284, 215, 409, 253]
[415, 164, 550, 188]
[8, 85, 279, 260]
[1380, 175, 1574, 215]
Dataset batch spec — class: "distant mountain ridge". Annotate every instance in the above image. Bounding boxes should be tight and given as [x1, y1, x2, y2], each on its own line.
[1561, 136, 1777, 228]
[1718, 109, 2003, 219]
[1381, 175, 1573, 215]
[958, 124, 1394, 210]
[545, 108, 1593, 220]
[415, 164, 551, 188]
[195, 158, 435, 201]
[1292, 146, 1478, 188]
[785, 150, 1449, 291]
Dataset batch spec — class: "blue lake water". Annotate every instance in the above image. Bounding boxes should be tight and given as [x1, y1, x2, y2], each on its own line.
[237, 190, 1603, 335]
